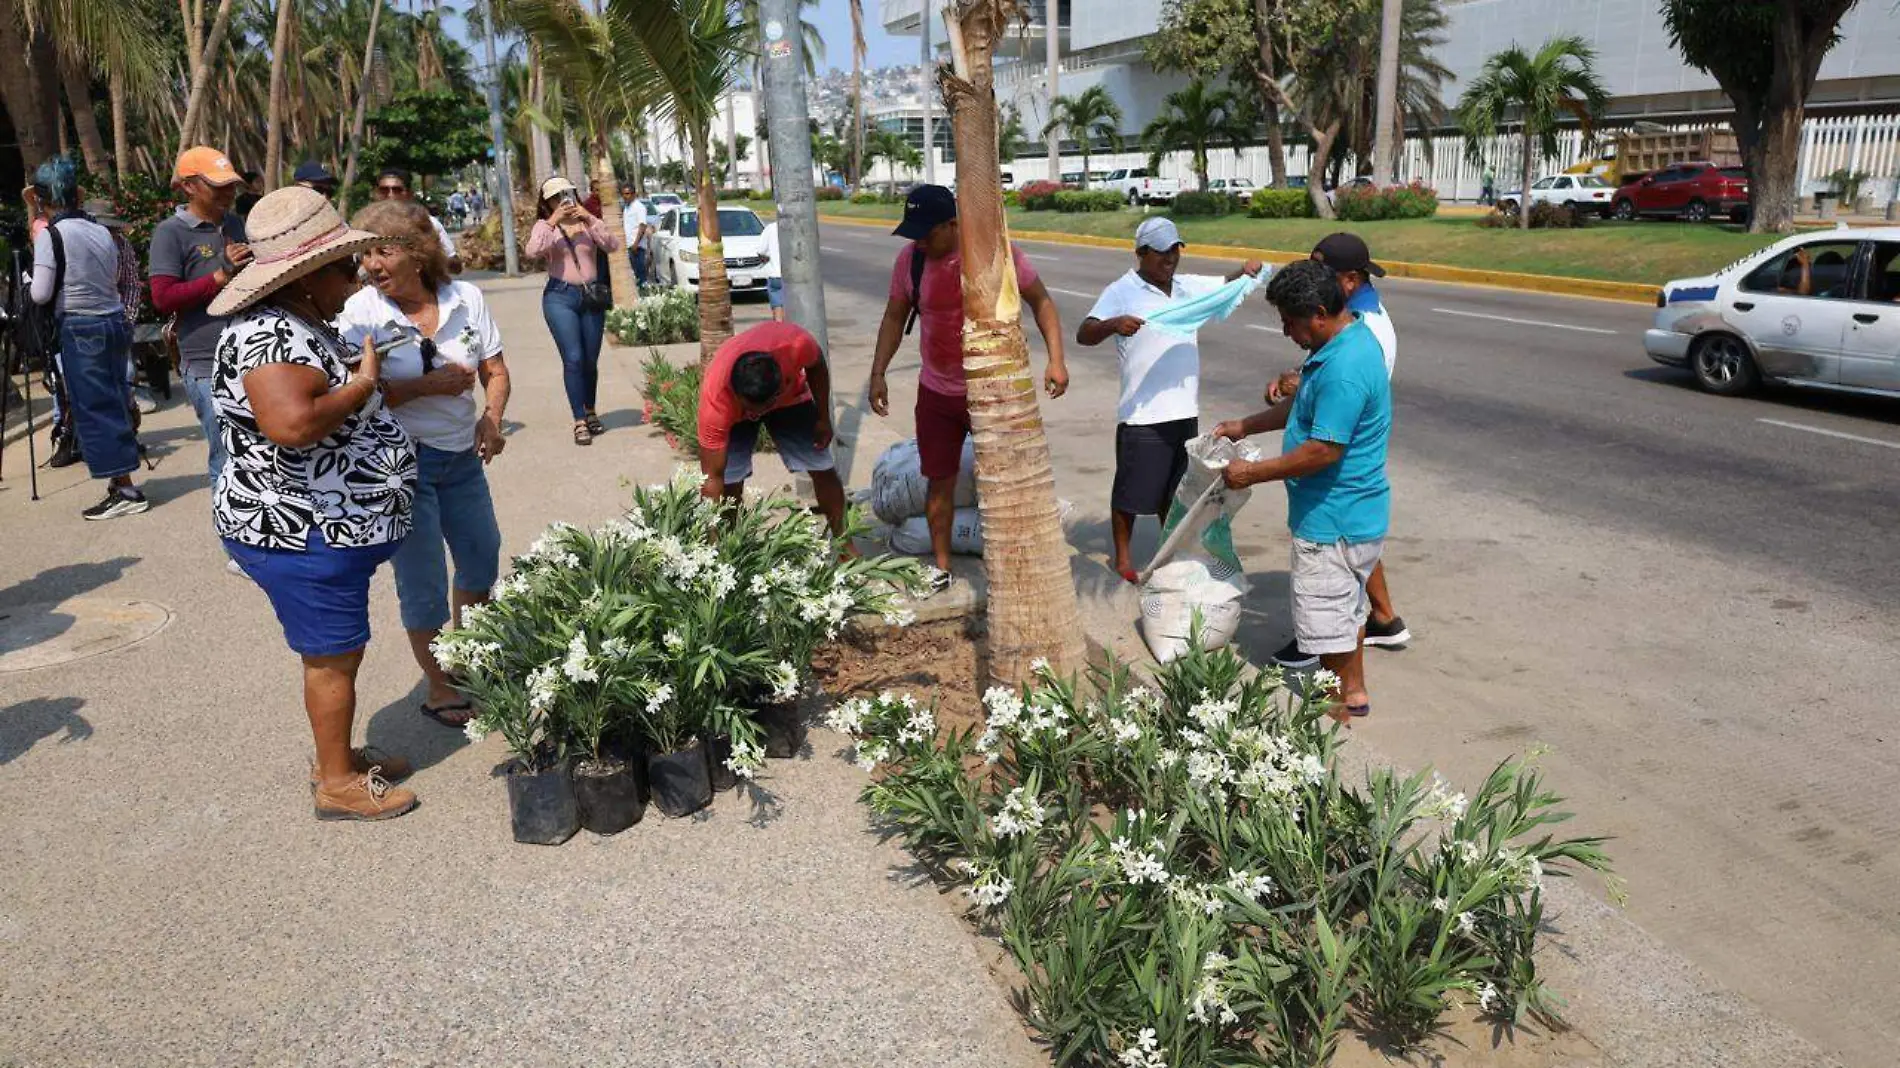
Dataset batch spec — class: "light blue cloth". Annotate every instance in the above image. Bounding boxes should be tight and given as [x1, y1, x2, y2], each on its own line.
[1140, 272, 1266, 336]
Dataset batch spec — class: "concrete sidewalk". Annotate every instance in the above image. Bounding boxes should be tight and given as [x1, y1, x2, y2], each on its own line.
[0, 278, 1043, 1067]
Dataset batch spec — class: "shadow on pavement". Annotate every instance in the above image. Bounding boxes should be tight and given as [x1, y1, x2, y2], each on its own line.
[0, 696, 92, 765]
[139, 473, 215, 507]
[364, 679, 468, 774]
[0, 556, 139, 609]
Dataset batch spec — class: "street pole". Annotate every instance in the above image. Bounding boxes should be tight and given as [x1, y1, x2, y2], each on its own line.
[478, 0, 518, 275]
[1371, 0, 1402, 186]
[759, 0, 830, 353]
[921, 7, 935, 184]
[1044, 0, 1060, 182]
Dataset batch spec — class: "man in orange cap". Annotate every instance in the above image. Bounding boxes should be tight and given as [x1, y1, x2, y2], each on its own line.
[148, 147, 251, 491]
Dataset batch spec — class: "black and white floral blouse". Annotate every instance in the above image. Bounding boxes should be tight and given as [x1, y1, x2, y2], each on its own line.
[212, 306, 417, 550]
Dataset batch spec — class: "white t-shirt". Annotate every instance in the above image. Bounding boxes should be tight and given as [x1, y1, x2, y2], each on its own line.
[1086, 269, 1223, 425]
[1362, 306, 1397, 377]
[761, 221, 782, 280]
[430, 214, 458, 258]
[623, 199, 649, 246]
[335, 280, 503, 452]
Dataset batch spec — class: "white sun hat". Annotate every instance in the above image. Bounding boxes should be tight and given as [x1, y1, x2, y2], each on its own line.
[539, 175, 578, 201]
[209, 186, 379, 317]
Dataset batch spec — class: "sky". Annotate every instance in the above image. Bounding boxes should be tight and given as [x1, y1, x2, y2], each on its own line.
[808, 0, 915, 72]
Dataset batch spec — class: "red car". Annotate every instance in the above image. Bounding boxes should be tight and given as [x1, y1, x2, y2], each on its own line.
[1611, 162, 1750, 223]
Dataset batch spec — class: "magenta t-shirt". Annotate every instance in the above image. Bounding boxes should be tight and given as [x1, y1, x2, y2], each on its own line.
[887, 243, 1040, 397]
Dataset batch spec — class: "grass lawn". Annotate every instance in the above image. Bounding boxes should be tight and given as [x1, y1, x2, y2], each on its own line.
[818, 201, 1786, 286]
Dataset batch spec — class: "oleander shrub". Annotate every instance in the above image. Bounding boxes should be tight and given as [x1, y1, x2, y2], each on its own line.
[1248, 188, 1317, 219]
[1052, 189, 1124, 213]
[1334, 181, 1440, 221]
[849, 191, 882, 205]
[815, 186, 845, 201]
[1018, 180, 1066, 211]
[606, 288, 698, 346]
[1478, 201, 1584, 229]
[1172, 190, 1231, 216]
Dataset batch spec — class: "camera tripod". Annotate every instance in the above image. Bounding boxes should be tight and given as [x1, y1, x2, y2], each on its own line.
[0, 244, 43, 500]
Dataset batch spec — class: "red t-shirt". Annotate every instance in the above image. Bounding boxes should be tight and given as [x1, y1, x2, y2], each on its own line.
[697, 321, 820, 450]
[888, 243, 1039, 398]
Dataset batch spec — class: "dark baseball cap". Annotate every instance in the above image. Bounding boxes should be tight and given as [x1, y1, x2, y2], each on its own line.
[1311, 232, 1386, 277]
[893, 184, 958, 240]
[293, 160, 337, 187]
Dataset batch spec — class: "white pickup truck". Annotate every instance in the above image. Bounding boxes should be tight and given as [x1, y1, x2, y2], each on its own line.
[1104, 167, 1179, 206]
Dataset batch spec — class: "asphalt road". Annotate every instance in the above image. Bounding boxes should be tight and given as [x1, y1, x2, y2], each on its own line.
[812, 217, 1900, 1067]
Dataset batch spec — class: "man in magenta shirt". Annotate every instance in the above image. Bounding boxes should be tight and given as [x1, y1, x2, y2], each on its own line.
[867, 185, 1069, 594]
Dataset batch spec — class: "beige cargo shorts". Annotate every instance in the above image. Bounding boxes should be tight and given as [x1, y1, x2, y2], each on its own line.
[1290, 536, 1385, 655]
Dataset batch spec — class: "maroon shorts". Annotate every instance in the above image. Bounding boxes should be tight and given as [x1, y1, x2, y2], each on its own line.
[914, 384, 972, 481]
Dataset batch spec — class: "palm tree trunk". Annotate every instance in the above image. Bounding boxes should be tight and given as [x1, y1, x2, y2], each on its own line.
[593, 142, 636, 310]
[265, 0, 295, 190]
[1079, 144, 1089, 189]
[61, 63, 110, 177]
[339, 0, 384, 214]
[692, 126, 732, 365]
[110, 69, 130, 184]
[0, 0, 56, 169]
[180, 0, 204, 81]
[943, 0, 1085, 684]
[1518, 127, 1535, 230]
[178, 0, 239, 148]
[562, 127, 585, 182]
[529, 49, 554, 184]
[723, 93, 738, 188]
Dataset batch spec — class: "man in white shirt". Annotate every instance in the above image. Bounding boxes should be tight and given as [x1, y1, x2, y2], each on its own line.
[622, 184, 651, 285]
[760, 218, 784, 321]
[1076, 217, 1262, 581]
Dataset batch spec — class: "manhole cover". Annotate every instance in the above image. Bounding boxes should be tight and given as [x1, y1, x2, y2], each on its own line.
[0, 598, 173, 673]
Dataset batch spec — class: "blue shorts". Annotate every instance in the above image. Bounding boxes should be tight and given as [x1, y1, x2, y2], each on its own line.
[391, 445, 502, 631]
[766, 276, 785, 308]
[226, 529, 403, 658]
[723, 400, 836, 486]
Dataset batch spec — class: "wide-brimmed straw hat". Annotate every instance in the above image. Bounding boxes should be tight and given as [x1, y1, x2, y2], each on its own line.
[209, 186, 378, 317]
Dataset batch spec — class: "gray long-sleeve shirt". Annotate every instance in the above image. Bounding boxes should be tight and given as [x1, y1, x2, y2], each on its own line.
[30, 216, 125, 319]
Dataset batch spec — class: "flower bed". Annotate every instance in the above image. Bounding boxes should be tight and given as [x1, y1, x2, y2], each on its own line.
[608, 288, 699, 346]
[640, 350, 772, 455]
[434, 470, 920, 838]
[827, 642, 1613, 1066]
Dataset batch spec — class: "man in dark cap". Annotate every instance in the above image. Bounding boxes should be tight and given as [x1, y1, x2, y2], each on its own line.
[293, 160, 339, 198]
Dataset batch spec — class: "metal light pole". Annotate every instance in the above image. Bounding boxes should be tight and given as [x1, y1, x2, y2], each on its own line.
[920, 7, 935, 184]
[759, 0, 830, 352]
[478, 0, 518, 275]
[1045, 0, 1060, 181]
[1371, 0, 1402, 186]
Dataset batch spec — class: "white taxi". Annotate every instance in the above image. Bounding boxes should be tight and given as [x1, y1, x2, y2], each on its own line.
[1646, 225, 1900, 397]
[652, 204, 770, 294]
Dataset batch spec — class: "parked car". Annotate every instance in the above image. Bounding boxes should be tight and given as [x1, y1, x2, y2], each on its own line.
[650, 192, 685, 212]
[1646, 226, 1900, 397]
[1105, 167, 1180, 206]
[1612, 162, 1749, 223]
[1497, 173, 1615, 217]
[1207, 178, 1258, 199]
[652, 204, 770, 294]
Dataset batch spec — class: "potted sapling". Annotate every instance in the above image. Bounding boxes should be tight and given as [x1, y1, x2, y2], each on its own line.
[560, 630, 650, 835]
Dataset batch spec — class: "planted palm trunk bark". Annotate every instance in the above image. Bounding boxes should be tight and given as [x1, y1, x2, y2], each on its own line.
[942, 0, 1085, 684]
[692, 126, 732, 364]
[593, 148, 637, 309]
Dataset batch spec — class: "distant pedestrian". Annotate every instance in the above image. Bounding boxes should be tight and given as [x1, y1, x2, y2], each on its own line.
[28, 156, 149, 520]
[373, 167, 462, 274]
[526, 175, 620, 445]
[340, 198, 512, 730]
[1481, 168, 1496, 207]
[866, 184, 1069, 594]
[292, 160, 339, 199]
[697, 321, 847, 535]
[149, 145, 251, 486]
[209, 186, 419, 821]
[234, 169, 264, 216]
[83, 198, 153, 413]
[446, 189, 468, 229]
[1214, 259, 1393, 722]
[1075, 216, 1261, 582]
[621, 183, 651, 286]
[761, 217, 784, 321]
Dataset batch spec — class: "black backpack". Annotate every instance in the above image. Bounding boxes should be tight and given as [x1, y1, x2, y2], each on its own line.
[14, 223, 65, 368]
[902, 243, 926, 336]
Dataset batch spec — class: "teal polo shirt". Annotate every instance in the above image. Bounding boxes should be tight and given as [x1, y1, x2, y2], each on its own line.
[1282, 318, 1392, 544]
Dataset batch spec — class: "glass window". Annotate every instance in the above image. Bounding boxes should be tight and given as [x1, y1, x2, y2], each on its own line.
[1740, 241, 1860, 298]
[1554, 177, 1573, 189]
[1867, 243, 1900, 302]
[676, 210, 765, 239]
[1532, 178, 1555, 189]
[1719, 167, 1748, 180]
[1577, 175, 1610, 188]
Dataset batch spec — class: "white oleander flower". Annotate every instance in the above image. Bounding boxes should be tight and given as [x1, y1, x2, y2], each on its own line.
[646, 683, 674, 714]
[527, 663, 562, 714]
[1224, 869, 1275, 902]
[769, 660, 802, 703]
[824, 697, 870, 736]
[881, 607, 916, 627]
[561, 632, 599, 684]
[1108, 717, 1143, 746]
[1029, 656, 1050, 674]
[1155, 748, 1182, 771]
[663, 629, 685, 652]
[1477, 981, 1501, 1013]
[462, 718, 489, 743]
[989, 787, 1047, 839]
[1109, 836, 1170, 885]
[854, 738, 890, 771]
[600, 636, 630, 659]
[724, 737, 765, 780]
[1117, 1027, 1167, 1068]
[1457, 911, 1478, 936]
[895, 703, 936, 746]
[1186, 951, 1238, 1026]
[1309, 669, 1341, 692]
[1430, 896, 1448, 913]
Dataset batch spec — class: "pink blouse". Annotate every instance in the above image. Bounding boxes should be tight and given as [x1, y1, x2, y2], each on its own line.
[527, 217, 621, 283]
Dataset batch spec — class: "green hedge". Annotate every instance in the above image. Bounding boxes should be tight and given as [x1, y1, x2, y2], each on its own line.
[1052, 189, 1124, 213]
[849, 191, 881, 204]
[815, 186, 845, 201]
[1333, 182, 1440, 221]
[1171, 190, 1232, 216]
[1248, 188, 1316, 218]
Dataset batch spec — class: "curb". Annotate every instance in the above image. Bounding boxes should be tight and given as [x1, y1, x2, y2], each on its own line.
[817, 213, 1663, 306]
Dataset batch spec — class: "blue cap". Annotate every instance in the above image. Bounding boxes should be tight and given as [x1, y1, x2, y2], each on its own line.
[292, 160, 337, 186]
[893, 184, 957, 240]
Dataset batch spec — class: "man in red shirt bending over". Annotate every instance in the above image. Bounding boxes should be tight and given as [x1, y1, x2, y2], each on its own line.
[697, 320, 848, 536]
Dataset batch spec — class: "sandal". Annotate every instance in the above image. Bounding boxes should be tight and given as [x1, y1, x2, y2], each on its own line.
[584, 412, 605, 436]
[573, 422, 594, 446]
[420, 700, 474, 728]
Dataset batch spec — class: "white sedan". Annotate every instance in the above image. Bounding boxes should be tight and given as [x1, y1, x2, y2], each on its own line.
[1497, 174, 1615, 216]
[652, 205, 770, 294]
[1646, 226, 1900, 397]
[1207, 178, 1258, 197]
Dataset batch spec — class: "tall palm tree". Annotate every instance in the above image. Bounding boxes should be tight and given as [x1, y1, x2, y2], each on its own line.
[1456, 35, 1608, 230]
[941, 0, 1086, 683]
[340, 0, 384, 211]
[619, 0, 750, 363]
[0, 0, 164, 170]
[863, 126, 921, 189]
[997, 100, 1029, 162]
[1141, 79, 1252, 192]
[265, 0, 298, 188]
[848, 0, 865, 189]
[1040, 85, 1121, 188]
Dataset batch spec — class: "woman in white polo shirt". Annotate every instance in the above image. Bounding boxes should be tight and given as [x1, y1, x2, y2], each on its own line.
[339, 199, 513, 729]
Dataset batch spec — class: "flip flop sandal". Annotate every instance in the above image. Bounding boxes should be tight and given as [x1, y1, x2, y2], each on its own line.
[419, 700, 474, 728]
[1346, 703, 1371, 718]
[584, 413, 605, 435]
[573, 423, 594, 446]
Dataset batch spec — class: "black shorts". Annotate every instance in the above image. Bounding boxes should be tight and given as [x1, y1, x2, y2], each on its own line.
[1111, 417, 1198, 516]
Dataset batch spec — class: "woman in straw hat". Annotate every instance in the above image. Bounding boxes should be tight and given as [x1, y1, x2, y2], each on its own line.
[209, 186, 421, 822]
[338, 197, 511, 732]
[525, 174, 618, 446]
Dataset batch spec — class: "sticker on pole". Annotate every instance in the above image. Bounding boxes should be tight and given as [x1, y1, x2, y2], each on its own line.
[769, 40, 793, 59]
[764, 18, 785, 40]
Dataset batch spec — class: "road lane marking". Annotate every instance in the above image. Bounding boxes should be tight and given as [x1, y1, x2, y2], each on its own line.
[1245, 324, 1278, 332]
[820, 246, 846, 253]
[1048, 287, 1096, 298]
[1757, 418, 1900, 450]
[1431, 307, 1618, 335]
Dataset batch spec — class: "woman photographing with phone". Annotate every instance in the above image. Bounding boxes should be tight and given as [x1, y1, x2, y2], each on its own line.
[339, 198, 511, 732]
[526, 175, 618, 446]
[208, 186, 419, 821]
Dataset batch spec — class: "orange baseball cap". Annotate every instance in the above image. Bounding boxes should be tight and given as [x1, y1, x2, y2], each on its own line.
[173, 146, 242, 186]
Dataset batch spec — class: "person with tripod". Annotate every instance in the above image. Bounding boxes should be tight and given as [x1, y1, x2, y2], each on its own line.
[28, 157, 149, 519]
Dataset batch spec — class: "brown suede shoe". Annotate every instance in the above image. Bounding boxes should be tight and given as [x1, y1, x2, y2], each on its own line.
[308, 747, 413, 789]
[314, 770, 418, 821]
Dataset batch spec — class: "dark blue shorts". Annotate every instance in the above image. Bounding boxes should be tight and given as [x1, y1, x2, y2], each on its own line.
[226, 528, 403, 658]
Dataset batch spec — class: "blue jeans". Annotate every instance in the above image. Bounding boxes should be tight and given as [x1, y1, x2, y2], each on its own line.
[391, 444, 502, 632]
[59, 313, 138, 480]
[182, 372, 227, 485]
[631, 245, 649, 285]
[542, 281, 604, 421]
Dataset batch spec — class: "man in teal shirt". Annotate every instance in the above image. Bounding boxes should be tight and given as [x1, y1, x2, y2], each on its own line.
[1215, 259, 1392, 721]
